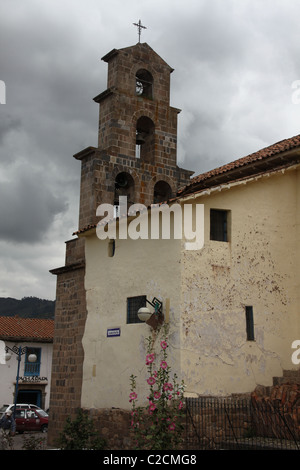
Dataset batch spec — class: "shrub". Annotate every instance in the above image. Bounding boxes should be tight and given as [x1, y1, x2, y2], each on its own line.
[57, 408, 106, 450]
[22, 434, 47, 450]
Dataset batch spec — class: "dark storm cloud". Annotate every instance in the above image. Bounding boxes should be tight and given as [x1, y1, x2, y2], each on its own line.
[0, 115, 21, 147]
[0, 1, 100, 251]
[0, 164, 67, 243]
[154, 0, 300, 172]
[1, 0, 300, 299]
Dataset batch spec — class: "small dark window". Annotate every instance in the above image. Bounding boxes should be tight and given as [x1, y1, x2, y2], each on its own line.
[108, 239, 115, 257]
[245, 306, 255, 341]
[210, 209, 228, 242]
[127, 295, 146, 324]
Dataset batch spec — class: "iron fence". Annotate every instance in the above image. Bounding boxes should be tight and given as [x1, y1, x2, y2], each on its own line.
[185, 397, 300, 450]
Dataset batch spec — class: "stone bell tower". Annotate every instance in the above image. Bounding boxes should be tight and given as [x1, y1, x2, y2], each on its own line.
[48, 42, 193, 444]
[74, 42, 193, 230]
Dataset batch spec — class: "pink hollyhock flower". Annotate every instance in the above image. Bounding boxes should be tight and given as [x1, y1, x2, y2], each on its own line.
[160, 360, 168, 370]
[168, 422, 176, 431]
[153, 391, 161, 399]
[163, 382, 173, 391]
[146, 353, 155, 364]
[160, 340, 168, 350]
[149, 401, 156, 414]
[129, 392, 137, 402]
[178, 401, 183, 410]
[147, 376, 156, 386]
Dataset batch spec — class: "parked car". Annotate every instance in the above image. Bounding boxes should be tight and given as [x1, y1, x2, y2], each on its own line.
[0, 404, 44, 418]
[14, 408, 48, 433]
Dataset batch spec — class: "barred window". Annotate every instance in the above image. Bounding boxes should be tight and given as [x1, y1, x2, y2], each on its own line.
[127, 296, 146, 324]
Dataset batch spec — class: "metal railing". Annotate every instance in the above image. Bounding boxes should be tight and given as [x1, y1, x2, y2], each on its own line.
[185, 397, 300, 450]
[24, 360, 40, 376]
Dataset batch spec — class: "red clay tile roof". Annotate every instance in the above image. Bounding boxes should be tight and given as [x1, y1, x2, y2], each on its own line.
[179, 133, 300, 195]
[0, 317, 54, 342]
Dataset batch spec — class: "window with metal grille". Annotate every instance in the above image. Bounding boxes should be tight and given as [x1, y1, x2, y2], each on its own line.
[210, 209, 229, 242]
[24, 348, 41, 376]
[127, 295, 146, 324]
[245, 306, 255, 341]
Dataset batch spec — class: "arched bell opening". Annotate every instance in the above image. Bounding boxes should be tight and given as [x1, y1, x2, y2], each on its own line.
[135, 116, 155, 161]
[153, 180, 172, 204]
[135, 69, 153, 99]
[114, 172, 135, 213]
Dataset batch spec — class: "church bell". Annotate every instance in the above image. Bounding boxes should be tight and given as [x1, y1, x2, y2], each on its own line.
[136, 132, 145, 145]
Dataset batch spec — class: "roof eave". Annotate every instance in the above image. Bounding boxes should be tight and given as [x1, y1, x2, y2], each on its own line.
[0, 336, 53, 343]
[179, 147, 300, 197]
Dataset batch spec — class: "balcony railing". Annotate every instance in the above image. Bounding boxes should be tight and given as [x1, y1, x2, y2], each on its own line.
[24, 360, 40, 377]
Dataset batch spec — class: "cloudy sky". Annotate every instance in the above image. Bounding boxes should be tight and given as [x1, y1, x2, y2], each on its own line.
[1, 0, 300, 301]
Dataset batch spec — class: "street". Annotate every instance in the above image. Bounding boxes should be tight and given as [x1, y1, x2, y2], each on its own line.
[6, 431, 54, 450]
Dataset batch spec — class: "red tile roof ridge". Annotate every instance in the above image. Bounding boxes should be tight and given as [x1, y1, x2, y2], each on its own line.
[185, 134, 300, 187]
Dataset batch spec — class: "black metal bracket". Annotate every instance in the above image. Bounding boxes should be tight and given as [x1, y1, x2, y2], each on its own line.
[146, 297, 163, 316]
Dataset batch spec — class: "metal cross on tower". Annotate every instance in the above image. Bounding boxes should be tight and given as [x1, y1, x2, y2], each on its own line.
[133, 19, 146, 43]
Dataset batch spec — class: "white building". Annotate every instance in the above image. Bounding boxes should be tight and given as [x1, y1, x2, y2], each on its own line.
[0, 316, 54, 411]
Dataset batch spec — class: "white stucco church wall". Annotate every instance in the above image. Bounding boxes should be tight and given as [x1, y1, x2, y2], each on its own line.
[80, 165, 299, 408]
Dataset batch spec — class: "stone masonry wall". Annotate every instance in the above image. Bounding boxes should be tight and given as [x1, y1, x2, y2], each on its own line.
[87, 408, 133, 450]
[48, 237, 87, 446]
[251, 373, 300, 440]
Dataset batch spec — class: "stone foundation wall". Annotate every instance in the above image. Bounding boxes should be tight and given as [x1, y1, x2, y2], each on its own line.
[87, 408, 133, 450]
[251, 380, 300, 440]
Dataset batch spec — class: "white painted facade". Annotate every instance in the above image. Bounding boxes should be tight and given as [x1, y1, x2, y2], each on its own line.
[0, 340, 53, 411]
[80, 164, 299, 409]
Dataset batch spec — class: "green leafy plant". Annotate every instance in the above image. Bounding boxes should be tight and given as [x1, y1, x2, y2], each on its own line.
[22, 434, 47, 450]
[130, 325, 185, 450]
[57, 408, 106, 450]
[0, 431, 14, 450]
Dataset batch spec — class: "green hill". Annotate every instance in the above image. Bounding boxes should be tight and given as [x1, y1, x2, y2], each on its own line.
[0, 297, 55, 319]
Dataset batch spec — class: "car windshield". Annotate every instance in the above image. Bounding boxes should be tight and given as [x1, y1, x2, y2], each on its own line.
[36, 410, 48, 417]
[0, 406, 8, 413]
